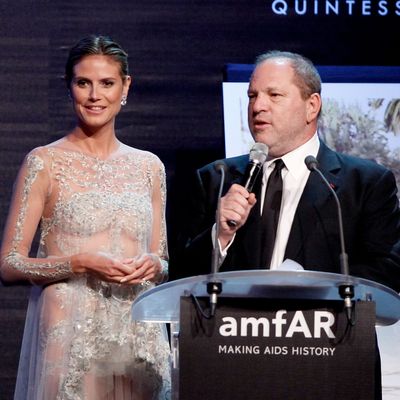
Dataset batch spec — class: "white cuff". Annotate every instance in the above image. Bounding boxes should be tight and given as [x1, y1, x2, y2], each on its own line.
[211, 224, 236, 264]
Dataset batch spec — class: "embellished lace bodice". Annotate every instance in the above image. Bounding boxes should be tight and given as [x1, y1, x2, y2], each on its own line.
[44, 147, 164, 256]
[1, 143, 168, 281]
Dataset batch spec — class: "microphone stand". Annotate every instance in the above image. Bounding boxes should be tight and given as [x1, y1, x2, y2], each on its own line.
[207, 163, 225, 317]
[325, 172, 354, 324]
[305, 156, 354, 324]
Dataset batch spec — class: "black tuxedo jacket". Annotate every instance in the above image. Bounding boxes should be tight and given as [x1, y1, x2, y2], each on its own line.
[175, 142, 400, 293]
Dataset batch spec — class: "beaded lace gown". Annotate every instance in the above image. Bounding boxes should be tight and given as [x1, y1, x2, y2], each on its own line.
[2, 143, 171, 399]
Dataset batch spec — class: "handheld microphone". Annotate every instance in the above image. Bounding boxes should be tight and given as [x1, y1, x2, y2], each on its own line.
[207, 161, 226, 316]
[227, 142, 269, 227]
[243, 142, 269, 192]
[305, 155, 354, 323]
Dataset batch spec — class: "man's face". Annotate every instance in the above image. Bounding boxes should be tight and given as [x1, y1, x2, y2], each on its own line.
[247, 59, 318, 158]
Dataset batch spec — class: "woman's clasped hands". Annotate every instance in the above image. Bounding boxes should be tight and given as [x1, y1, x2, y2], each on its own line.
[72, 252, 163, 285]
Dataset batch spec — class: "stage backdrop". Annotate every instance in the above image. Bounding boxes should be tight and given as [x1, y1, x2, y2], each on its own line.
[222, 64, 400, 400]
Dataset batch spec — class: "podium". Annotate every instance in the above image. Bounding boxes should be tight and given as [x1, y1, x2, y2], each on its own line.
[132, 269, 400, 399]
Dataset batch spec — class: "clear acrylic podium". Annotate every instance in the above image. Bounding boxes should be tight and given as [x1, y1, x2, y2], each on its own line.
[131, 269, 400, 399]
[132, 269, 400, 326]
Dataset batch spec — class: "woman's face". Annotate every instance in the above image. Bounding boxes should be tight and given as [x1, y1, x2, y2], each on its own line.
[70, 54, 131, 132]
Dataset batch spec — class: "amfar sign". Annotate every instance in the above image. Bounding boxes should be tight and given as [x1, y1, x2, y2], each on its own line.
[218, 310, 336, 338]
[179, 297, 377, 400]
[270, 0, 400, 16]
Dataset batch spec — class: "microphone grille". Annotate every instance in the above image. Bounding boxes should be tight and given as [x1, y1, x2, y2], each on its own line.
[214, 160, 228, 173]
[304, 155, 318, 171]
[249, 142, 268, 164]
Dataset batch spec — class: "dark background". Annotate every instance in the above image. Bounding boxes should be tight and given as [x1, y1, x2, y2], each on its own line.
[0, 1, 398, 398]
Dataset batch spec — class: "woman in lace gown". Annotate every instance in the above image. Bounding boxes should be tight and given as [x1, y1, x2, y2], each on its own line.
[0, 35, 171, 399]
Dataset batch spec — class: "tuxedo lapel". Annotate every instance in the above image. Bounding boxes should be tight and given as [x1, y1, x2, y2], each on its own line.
[284, 142, 343, 262]
[224, 155, 248, 190]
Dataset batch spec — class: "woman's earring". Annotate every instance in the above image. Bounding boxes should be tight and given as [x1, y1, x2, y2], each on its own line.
[121, 95, 127, 106]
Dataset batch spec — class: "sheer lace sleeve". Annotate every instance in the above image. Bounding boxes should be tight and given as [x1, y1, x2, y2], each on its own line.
[0, 148, 73, 284]
[149, 157, 169, 282]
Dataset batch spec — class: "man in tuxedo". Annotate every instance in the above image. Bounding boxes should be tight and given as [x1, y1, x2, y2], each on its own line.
[171, 50, 400, 400]
[174, 50, 400, 295]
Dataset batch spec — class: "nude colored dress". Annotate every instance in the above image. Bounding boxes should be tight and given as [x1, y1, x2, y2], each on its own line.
[1, 143, 171, 399]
